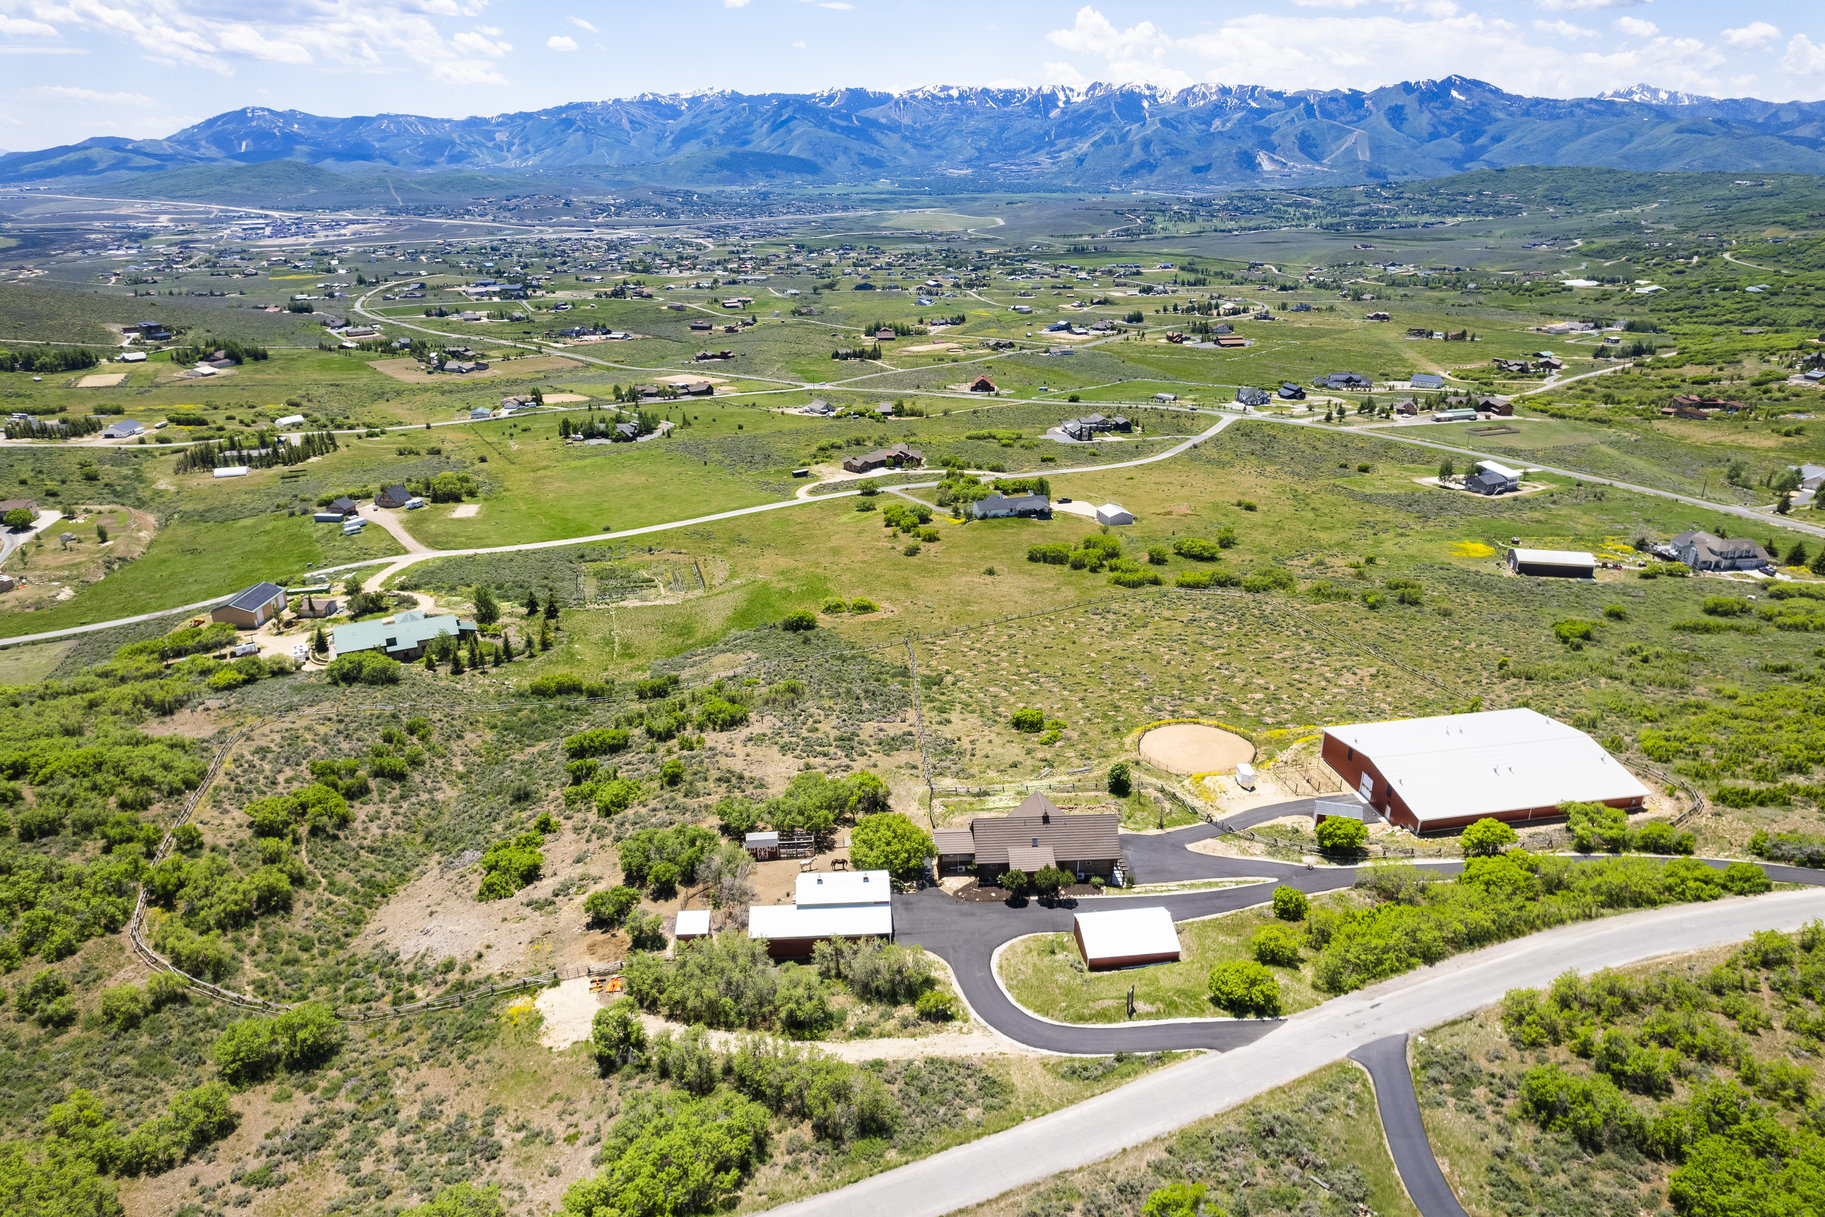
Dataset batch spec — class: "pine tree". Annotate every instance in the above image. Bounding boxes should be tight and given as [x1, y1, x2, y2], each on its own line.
[467, 633, 482, 668]
[539, 622, 553, 651]
[1784, 540, 1808, 567]
[500, 634, 514, 662]
[450, 649, 464, 675]
[424, 652, 436, 672]
[525, 590, 540, 617]
[1811, 547, 1825, 577]
[490, 642, 503, 667]
[312, 626, 327, 656]
[543, 594, 560, 623]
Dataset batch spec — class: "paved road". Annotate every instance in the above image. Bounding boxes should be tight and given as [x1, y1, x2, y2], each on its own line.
[0, 418, 1233, 648]
[762, 887, 1825, 1217]
[1351, 1035, 1469, 1217]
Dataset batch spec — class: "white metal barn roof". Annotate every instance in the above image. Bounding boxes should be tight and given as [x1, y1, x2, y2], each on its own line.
[675, 910, 711, 938]
[748, 903, 893, 941]
[1325, 708, 1648, 825]
[1509, 547, 1595, 567]
[1476, 460, 1524, 480]
[1073, 907, 1181, 964]
[795, 870, 891, 907]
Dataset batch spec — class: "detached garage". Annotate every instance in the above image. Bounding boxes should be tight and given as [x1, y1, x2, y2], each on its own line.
[1072, 907, 1182, 970]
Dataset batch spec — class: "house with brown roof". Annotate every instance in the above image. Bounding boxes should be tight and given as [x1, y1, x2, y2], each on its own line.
[969, 376, 997, 393]
[940, 794, 1123, 882]
[842, 442, 924, 474]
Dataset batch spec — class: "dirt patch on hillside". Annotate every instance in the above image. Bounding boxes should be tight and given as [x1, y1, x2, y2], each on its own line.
[1139, 723, 1255, 775]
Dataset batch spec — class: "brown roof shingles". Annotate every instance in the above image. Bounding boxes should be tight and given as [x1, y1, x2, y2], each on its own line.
[968, 795, 1121, 870]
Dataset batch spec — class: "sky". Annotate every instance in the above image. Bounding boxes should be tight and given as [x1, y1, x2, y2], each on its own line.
[0, 0, 1820, 150]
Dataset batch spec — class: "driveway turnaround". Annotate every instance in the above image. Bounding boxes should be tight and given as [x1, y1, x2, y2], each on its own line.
[761, 888, 1825, 1217]
[1351, 1035, 1469, 1217]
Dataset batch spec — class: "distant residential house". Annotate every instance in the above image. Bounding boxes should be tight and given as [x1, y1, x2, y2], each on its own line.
[327, 496, 359, 517]
[1235, 386, 1271, 408]
[0, 498, 40, 519]
[1366, 311, 1392, 322]
[211, 582, 287, 630]
[971, 493, 1051, 520]
[1059, 413, 1131, 441]
[843, 442, 924, 474]
[1410, 373, 1445, 390]
[1670, 530, 1771, 572]
[101, 420, 144, 440]
[469, 406, 493, 420]
[1465, 461, 1522, 496]
[375, 485, 413, 509]
[333, 610, 476, 661]
[292, 595, 340, 619]
[1314, 372, 1372, 391]
[969, 376, 998, 393]
[1277, 383, 1306, 400]
[1506, 548, 1596, 579]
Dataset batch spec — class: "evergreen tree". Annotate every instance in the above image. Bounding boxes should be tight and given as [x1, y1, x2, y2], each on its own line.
[1811, 547, 1825, 577]
[543, 594, 560, 623]
[500, 634, 515, 662]
[467, 633, 482, 669]
[525, 590, 540, 617]
[312, 626, 327, 656]
[539, 622, 553, 651]
[450, 649, 464, 675]
[473, 585, 500, 625]
[1783, 540, 1808, 567]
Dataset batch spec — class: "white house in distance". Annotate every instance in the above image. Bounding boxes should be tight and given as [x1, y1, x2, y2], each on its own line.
[748, 870, 893, 957]
[1320, 707, 1649, 833]
[1072, 907, 1181, 969]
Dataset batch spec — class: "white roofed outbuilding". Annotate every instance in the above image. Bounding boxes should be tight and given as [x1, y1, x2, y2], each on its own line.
[748, 870, 893, 957]
[1072, 907, 1181, 969]
[1320, 708, 1648, 832]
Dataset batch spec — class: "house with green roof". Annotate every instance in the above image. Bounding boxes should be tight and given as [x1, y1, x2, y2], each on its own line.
[332, 610, 476, 661]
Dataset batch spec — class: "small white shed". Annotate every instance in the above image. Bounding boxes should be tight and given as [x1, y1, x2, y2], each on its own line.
[1095, 503, 1134, 526]
[1072, 907, 1181, 969]
[675, 910, 711, 941]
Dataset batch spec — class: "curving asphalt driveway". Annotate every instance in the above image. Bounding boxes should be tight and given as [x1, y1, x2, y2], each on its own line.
[900, 808, 1825, 1055]
[1352, 1035, 1469, 1217]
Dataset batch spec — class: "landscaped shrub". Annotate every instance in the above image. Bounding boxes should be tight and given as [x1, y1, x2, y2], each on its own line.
[324, 653, 400, 685]
[1314, 816, 1367, 852]
[1028, 543, 1070, 564]
[1272, 885, 1308, 921]
[1208, 959, 1282, 1016]
[1251, 924, 1304, 966]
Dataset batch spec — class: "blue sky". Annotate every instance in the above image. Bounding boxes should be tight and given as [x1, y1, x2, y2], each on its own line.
[0, 0, 1820, 149]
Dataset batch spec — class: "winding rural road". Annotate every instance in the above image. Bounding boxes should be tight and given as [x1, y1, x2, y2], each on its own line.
[764, 886, 1825, 1217]
[4, 383, 1821, 647]
[0, 417, 1235, 647]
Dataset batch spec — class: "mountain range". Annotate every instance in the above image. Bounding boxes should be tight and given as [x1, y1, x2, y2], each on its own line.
[6, 77, 1825, 195]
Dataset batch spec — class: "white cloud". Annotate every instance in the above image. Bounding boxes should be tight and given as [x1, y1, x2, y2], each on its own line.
[452, 29, 511, 57]
[1781, 34, 1825, 77]
[546, 34, 576, 51]
[0, 12, 59, 35]
[791, 39, 805, 48]
[568, 15, 596, 30]
[1535, 0, 1647, 11]
[2, 0, 515, 85]
[1614, 16, 1657, 37]
[1721, 22, 1779, 50]
[1046, 5, 1726, 98]
[29, 84, 150, 103]
[724, 0, 752, 7]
